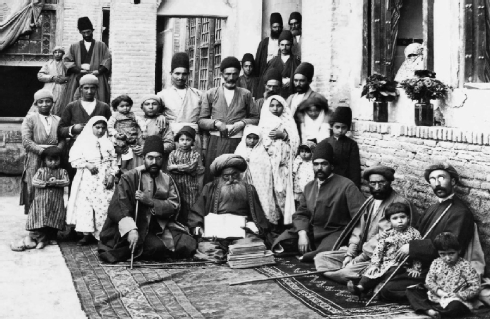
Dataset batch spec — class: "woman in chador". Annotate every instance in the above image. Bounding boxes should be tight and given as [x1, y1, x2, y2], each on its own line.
[258, 95, 299, 226]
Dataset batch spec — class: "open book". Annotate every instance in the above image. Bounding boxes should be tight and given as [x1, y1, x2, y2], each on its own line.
[204, 213, 246, 239]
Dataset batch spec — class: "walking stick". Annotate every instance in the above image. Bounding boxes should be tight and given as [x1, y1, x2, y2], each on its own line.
[366, 203, 453, 306]
[230, 268, 341, 286]
[130, 170, 142, 270]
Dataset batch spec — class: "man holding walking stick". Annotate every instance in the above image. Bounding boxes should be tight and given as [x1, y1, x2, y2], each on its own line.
[98, 135, 197, 263]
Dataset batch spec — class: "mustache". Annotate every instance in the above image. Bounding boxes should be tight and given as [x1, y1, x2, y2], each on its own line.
[226, 79, 237, 84]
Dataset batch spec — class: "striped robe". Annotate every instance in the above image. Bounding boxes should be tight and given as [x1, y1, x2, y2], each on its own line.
[26, 167, 70, 230]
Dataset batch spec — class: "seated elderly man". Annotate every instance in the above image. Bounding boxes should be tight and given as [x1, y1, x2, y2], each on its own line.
[315, 165, 418, 283]
[98, 136, 197, 263]
[272, 142, 365, 262]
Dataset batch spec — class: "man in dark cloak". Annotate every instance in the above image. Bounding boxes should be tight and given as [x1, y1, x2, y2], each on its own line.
[236, 53, 259, 98]
[259, 30, 301, 99]
[198, 56, 258, 184]
[287, 62, 325, 116]
[59, 16, 111, 107]
[254, 68, 282, 114]
[289, 12, 302, 59]
[315, 165, 418, 283]
[378, 162, 475, 302]
[98, 135, 197, 263]
[272, 142, 365, 262]
[255, 12, 283, 99]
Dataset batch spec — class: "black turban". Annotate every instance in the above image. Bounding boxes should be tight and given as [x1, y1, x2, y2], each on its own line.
[329, 106, 352, 129]
[294, 62, 314, 81]
[220, 56, 241, 72]
[270, 12, 283, 26]
[210, 154, 247, 177]
[241, 53, 255, 68]
[312, 140, 334, 164]
[278, 30, 294, 44]
[264, 68, 282, 83]
[142, 135, 164, 156]
[363, 165, 395, 182]
[289, 12, 302, 24]
[171, 52, 190, 72]
[297, 95, 328, 113]
[41, 146, 62, 160]
[424, 162, 460, 184]
[78, 17, 93, 31]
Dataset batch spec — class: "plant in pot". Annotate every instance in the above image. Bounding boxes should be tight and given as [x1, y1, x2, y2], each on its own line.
[400, 70, 450, 126]
[361, 74, 399, 122]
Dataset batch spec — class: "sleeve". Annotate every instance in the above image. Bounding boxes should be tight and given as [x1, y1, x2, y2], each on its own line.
[55, 169, 71, 187]
[348, 141, 361, 188]
[135, 115, 147, 133]
[162, 126, 175, 154]
[457, 264, 481, 300]
[37, 63, 53, 83]
[151, 175, 180, 218]
[198, 90, 217, 131]
[189, 89, 202, 123]
[71, 159, 86, 169]
[167, 151, 178, 170]
[346, 216, 364, 257]
[32, 169, 46, 188]
[57, 104, 73, 138]
[345, 182, 366, 218]
[241, 91, 259, 126]
[108, 174, 138, 237]
[107, 116, 117, 137]
[21, 117, 44, 155]
[425, 260, 441, 295]
[99, 43, 112, 73]
[64, 44, 80, 75]
[292, 191, 311, 232]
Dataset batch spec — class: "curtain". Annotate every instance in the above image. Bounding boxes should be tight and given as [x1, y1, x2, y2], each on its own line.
[0, 0, 43, 51]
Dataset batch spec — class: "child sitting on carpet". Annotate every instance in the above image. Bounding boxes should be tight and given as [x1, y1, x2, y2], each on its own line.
[347, 202, 422, 298]
[11, 146, 70, 251]
[292, 141, 316, 206]
[406, 232, 481, 318]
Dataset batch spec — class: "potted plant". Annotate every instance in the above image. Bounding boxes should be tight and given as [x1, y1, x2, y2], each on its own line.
[400, 70, 450, 126]
[361, 74, 399, 122]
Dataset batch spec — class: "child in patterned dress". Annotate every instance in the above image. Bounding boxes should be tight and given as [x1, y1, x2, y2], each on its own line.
[11, 146, 70, 251]
[348, 202, 422, 298]
[167, 126, 203, 224]
[292, 141, 316, 205]
[407, 232, 481, 318]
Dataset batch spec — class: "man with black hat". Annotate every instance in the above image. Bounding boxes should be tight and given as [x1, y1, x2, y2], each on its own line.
[98, 135, 197, 263]
[255, 12, 284, 99]
[315, 165, 418, 284]
[254, 68, 282, 114]
[261, 30, 301, 99]
[236, 53, 259, 98]
[379, 162, 475, 302]
[289, 12, 302, 58]
[271, 142, 365, 262]
[198, 56, 258, 184]
[60, 16, 111, 106]
[286, 62, 325, 116]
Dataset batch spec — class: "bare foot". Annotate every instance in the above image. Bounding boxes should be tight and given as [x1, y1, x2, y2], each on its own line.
[36, 241, 46, 249]
[426, 309, 440, 318]
[24, 236, 37, 249]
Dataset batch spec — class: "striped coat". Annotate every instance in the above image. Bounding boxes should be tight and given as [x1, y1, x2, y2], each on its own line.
[26, 167, 70, 231]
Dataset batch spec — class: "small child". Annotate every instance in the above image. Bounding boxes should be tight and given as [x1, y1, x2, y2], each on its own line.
[348, 202, 422, 298]
[292, 141, 316, 204]
[296, 95, 330, 144]
[235, 125, 277, 224]
[407, 232, 481, 318]
[108, 94, 148, 144]
[323, 106, 361, 188]
[167, 126, 203, 224]
[11, 146, 70, 251]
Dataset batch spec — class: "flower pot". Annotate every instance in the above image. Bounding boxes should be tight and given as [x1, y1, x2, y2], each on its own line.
[373, 101, 388, 122]
[414, 101, 433, 126]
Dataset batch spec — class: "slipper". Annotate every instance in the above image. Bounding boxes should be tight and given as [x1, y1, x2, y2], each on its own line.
[10, 240, 27, 252]
[36, 242, 46, 249]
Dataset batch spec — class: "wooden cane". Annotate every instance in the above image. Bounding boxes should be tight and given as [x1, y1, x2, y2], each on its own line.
[229, 269, 341, 286]
[130, 171, 142, 270]
[365, 203, 453, 306]
[103, 261, 216, 268]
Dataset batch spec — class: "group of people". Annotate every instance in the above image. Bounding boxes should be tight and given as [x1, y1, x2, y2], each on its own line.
[11, 14, 488, 319]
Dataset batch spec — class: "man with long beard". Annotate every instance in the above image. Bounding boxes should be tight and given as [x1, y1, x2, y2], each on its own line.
[315, 165, 418, 283]
[198, 57, 258, 184]
[289, 12, 302, 59]
[272, 142, 365, 262]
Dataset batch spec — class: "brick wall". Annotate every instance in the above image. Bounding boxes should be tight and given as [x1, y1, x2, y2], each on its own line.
[352, 120, 490, 273]
[109, 0, 158, 110]
[62, 0, 104, 48]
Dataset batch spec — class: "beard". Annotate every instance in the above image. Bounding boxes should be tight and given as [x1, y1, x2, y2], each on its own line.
[433, 186, 451, 198]
[371, 187, 392, 200]
[219, 179, 245, 202]
[270, 29, 282, 39]
[291, 28, 301, 36]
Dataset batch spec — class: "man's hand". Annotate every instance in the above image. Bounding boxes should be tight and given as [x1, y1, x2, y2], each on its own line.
[214, 120, 228, 132]
[105, 175, 115, 190]
[91, 70, 100, 76]
[132, 145, 143, 156]
[127, 229, 139, 251]
[407, 268, 421, 278]
[297, 230, 310, 255]
[135, 190, 153, 206]
[342, 256, 353, 268]
[72, 123, 85, 135]
[86, 163, 99, 175]
[228, 121, 245, 136]
[394, 244, 410, 262]
[80, 69, 89, 74]
[156, 115, 166, 130]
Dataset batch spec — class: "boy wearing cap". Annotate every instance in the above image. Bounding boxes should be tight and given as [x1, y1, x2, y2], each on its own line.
[236, 53, 259, 98]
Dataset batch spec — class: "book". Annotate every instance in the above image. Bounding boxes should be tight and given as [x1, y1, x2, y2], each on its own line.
[203, 213, 246, 239]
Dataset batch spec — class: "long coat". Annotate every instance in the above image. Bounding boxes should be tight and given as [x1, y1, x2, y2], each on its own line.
[37, 60, 68, 116]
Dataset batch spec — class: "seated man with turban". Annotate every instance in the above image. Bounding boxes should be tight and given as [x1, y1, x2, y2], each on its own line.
[188, 154, 271, 259]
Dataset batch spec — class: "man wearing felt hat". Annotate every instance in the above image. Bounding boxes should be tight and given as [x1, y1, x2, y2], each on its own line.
[287, 62, 326, 116]
[316, 165, 419, 284]
[254, 68, 283, 114]
[60, 16, 111, 107]
[99, 135, 197, 263]
[236, 53, 259, 99]
[198, 56, 259, 184]
[37, 46, 69, 116]
[289, 12, 302, 59]
[271, 142, 365, 262]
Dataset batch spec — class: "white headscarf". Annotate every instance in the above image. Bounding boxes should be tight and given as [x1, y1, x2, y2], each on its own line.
[395, 43, 424, 82]
[69, 116, 115, 164]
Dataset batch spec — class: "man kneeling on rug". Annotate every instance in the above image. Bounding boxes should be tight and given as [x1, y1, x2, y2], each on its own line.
[98, 135, 197, 263]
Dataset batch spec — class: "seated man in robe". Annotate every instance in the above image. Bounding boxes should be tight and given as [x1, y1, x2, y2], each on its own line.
[188, 154, 271, 258]
[272, 142, 365, 262]
[315, 165, 418, 283]
[98, 135, 197, 263]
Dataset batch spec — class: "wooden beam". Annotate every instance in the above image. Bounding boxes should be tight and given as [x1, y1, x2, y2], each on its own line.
[423, 0, 435, 71]
[464, 0, 475, 82]
[361, 0, 370, 83]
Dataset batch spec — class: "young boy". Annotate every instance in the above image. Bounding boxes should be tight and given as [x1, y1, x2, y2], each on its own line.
[348, 202, 422, 299]
[292, 141, 316, 204]
[407, 232, 481, 318]
[318, 106, 361, 187]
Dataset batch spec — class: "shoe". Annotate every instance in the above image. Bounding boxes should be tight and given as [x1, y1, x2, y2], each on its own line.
[36, 241, 46, 249]
[77, 235, 96, 246]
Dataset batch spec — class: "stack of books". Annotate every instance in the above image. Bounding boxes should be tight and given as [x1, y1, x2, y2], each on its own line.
[227, 241, 276, 269]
